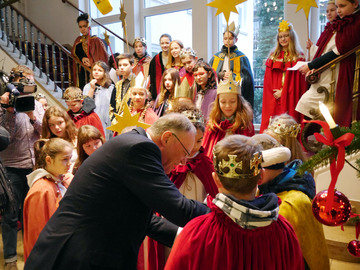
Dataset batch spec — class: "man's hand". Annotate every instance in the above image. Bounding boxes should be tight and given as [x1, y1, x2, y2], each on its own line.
[1, 92, 10, 105]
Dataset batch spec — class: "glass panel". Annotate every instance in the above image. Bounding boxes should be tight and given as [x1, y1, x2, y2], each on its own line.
[91, 22, 124, 58]
[144, 0, 187, 9]
[319, 0, 329, 33]
[145, 9, 192, 56]
[89, 0, 121, 19]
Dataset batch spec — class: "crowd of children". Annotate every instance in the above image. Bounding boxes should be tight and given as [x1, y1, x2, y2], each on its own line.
[1, 1, 360, 268]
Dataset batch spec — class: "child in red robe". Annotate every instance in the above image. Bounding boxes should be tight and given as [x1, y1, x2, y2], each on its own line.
[165, 135, 304, 270]
[202, 72, 254, 158]
[64, 86, 105, 138]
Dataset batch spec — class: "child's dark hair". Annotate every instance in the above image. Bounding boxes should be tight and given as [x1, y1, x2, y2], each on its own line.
[108, 53, 120, 69]
[34, 138, 73, 170]
[116, 53, 134, 65]
[77, 13, 89, 24]
[193, 59, 217, 91]
[159, 33, 172, 42]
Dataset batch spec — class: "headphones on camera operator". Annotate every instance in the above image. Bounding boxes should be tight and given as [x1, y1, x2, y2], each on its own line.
[0, 68, 37, 112]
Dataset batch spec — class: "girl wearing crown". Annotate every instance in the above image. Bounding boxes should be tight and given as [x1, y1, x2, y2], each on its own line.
[260, 20, 307, 133]
[129, 85, 158, 125]
[297, 0, 360, 127]
[132, 37, 152, 78]
[202, 73, 254, 158]
[71, 13, 108, 89]
[153, 68, 180, 117]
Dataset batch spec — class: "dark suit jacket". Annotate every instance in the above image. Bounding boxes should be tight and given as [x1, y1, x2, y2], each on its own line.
[25, 127, 209, 270]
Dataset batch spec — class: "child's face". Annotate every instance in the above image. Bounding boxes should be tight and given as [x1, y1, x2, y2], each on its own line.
[78, 20, 89, 36]
[181, 56, 197, 73]
[160, 37, 171, 52]
[46, 147, 73, 177]
[278, 31, 290, 48]
[170, 43, 181, 58]
[92, 65, 105, 81]
[66, 100, 83, 113]
[131, 88, 147, 109]
[164, 73, 174, 91]
[48, 116, 66, 138]
[194, 67, 209, 88]
[326, 3, 337, 22]
[223, 32, 236, 48]
[190, 128, 204, 157]
[117, 59, 133, 77]
[134, 42, 146, 57]
[82, 139, 103, 156]
[38, 98, 48, 111]
[335, 0, 357, 18]
[219, 93, 238, 118]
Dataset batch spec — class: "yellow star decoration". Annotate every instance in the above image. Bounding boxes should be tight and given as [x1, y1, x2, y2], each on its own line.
[103, 30, 110, 45]
[107, 103, 151, 134]
[207, 0, 247, 23]
[278, 20, 290, 32]
[288, 0, 318, 20]
[120, 0, 127, 30]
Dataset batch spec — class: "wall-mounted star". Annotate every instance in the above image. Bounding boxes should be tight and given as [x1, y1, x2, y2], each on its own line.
[288, 0, 318, 20]
[107, 103, 151, 134]
[207, 0, 247, 23]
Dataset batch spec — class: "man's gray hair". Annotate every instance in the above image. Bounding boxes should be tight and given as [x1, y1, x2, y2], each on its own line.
[250, 134, 281, 151]
[149, 113, 196, 137]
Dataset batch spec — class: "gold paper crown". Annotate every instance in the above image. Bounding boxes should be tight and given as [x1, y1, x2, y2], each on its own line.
[133, 37, 147, 46]
[268, 119, 301, 138]
[216, 72, 241, 95]
[278, 20, 290, 32]
[214, 152, 263, 179]
[174, 77, 195, 100]
[180, 47, 197, 58]
[182, 110, 204, 124]
[132, 72, 148, 89]
[64, 87, 83, 101]
[227, 21, 240, 37]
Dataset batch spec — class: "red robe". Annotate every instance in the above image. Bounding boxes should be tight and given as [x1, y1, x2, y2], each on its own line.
[71, 35, 108, 86]
[260, 51, 307, 132]
[144, 148, 218, 270]
[202, 120, 255, 158]
[165, 198, 304, 270]
[312, 11, 360, 126]
[67, 110, 105, 138]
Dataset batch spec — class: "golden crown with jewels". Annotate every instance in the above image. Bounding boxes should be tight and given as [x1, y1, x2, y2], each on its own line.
[214, 152, 263, 178]
[216, 72, 241, 95]
[268, 120, 301, 138]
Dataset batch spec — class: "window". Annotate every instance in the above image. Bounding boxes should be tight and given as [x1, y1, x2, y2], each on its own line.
[144, 0, 187, 9]
[145, 9, 192, 56]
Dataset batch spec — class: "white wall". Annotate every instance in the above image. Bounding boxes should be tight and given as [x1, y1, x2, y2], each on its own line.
[13, 0, 79, 46]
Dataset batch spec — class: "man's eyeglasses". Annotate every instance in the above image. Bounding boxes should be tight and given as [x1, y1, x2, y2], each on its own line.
[171, 132, 191, 157]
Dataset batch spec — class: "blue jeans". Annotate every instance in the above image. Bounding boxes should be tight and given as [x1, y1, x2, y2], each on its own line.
[2, 167, 31, 261]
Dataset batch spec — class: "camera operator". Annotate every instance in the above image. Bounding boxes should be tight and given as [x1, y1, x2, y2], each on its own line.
[0, 65, 44, 270]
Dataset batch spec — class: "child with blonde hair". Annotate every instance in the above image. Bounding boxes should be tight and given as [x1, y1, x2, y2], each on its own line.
[202, 74, 254, 157]
[23, 138, 73, 261]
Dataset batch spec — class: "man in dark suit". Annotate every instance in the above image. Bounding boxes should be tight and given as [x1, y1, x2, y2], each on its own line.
[25, 113, 209, 270]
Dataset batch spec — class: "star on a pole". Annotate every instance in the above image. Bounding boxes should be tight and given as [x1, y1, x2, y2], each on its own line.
[103, 30, 110, 45]
[107, 103, 151, 134]
[120, 0, 127, 29]
[207, 0, 247, 23]
[288, 0, 318, 20]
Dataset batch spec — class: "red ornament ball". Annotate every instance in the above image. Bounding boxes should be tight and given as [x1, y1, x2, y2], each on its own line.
[312, 190, 352, 226]
[347, 240, 360, 257]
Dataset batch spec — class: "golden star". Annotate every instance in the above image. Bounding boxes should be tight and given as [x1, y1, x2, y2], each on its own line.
[107, 103, 151, 134]
[278, 20, 290, 32]
[288, 0, 318, 20]
[103, 30, 110, 45]
[207, 0, 247, 23]
[120, 0, 127, 29]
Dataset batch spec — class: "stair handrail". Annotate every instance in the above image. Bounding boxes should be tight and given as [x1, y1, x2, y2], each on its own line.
[307, 44, 360, 84]
[4, 3, 90, 73]
[61, 0, 132, 48]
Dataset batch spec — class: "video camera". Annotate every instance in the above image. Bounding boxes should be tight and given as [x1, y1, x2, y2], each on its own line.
[0, 70, 37, 112]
